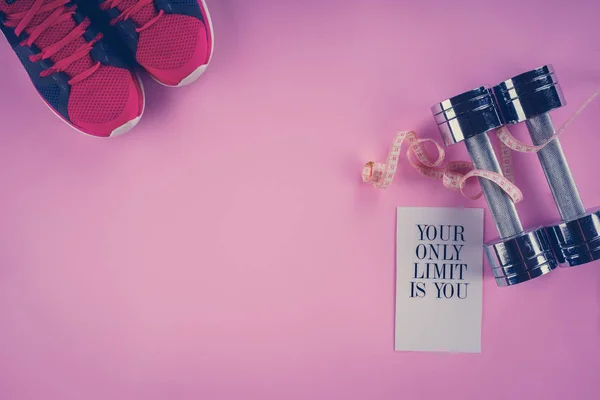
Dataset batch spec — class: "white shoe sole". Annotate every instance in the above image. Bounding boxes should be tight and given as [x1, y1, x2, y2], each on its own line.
[151, 0, 215, 88]
[109, 113, 143, 137]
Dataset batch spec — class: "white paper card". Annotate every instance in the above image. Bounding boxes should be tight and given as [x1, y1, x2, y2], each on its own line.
[395, 207, 484, 353]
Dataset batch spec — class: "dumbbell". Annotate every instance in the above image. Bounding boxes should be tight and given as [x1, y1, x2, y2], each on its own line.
[431, 86, 558, 286]
[493, 65, 600, 267]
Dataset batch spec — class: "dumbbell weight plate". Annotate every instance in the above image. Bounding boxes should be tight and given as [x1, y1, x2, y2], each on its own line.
[545, 209, 600, 267]
[484, 227, 558, 286]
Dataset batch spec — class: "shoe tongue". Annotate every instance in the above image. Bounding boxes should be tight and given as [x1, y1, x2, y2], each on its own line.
[1, 0, 95, 82]
[113, 0, 158, 27]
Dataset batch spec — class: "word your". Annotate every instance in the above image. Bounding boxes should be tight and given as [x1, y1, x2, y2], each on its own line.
[417, 224, 464, 242]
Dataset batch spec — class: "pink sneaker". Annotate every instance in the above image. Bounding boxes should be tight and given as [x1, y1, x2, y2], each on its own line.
[0, 0, 145, 137]
[99, 0, 214, 87]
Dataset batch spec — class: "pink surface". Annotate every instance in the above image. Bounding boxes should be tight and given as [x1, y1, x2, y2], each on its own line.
[0, 0, 599, 398]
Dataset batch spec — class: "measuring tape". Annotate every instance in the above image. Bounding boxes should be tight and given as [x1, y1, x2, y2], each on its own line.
[362, 88, 600, 202]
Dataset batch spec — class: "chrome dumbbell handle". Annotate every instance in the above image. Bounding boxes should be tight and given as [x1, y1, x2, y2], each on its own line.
[526, 113, 586, 221]
[493, 65, 587, 221]
[432, 86, 524, 239]
[465, 134, 523, 238]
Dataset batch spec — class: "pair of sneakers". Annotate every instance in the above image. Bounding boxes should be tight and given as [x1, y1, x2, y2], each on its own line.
[0, 0, 213, 137]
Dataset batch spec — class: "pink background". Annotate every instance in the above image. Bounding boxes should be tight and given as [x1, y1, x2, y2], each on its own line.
[1, 0, 599, 398]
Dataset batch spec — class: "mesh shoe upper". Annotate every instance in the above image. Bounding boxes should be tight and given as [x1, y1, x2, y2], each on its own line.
[100, 0, 212, 86]
[0, 0, 144, 136]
